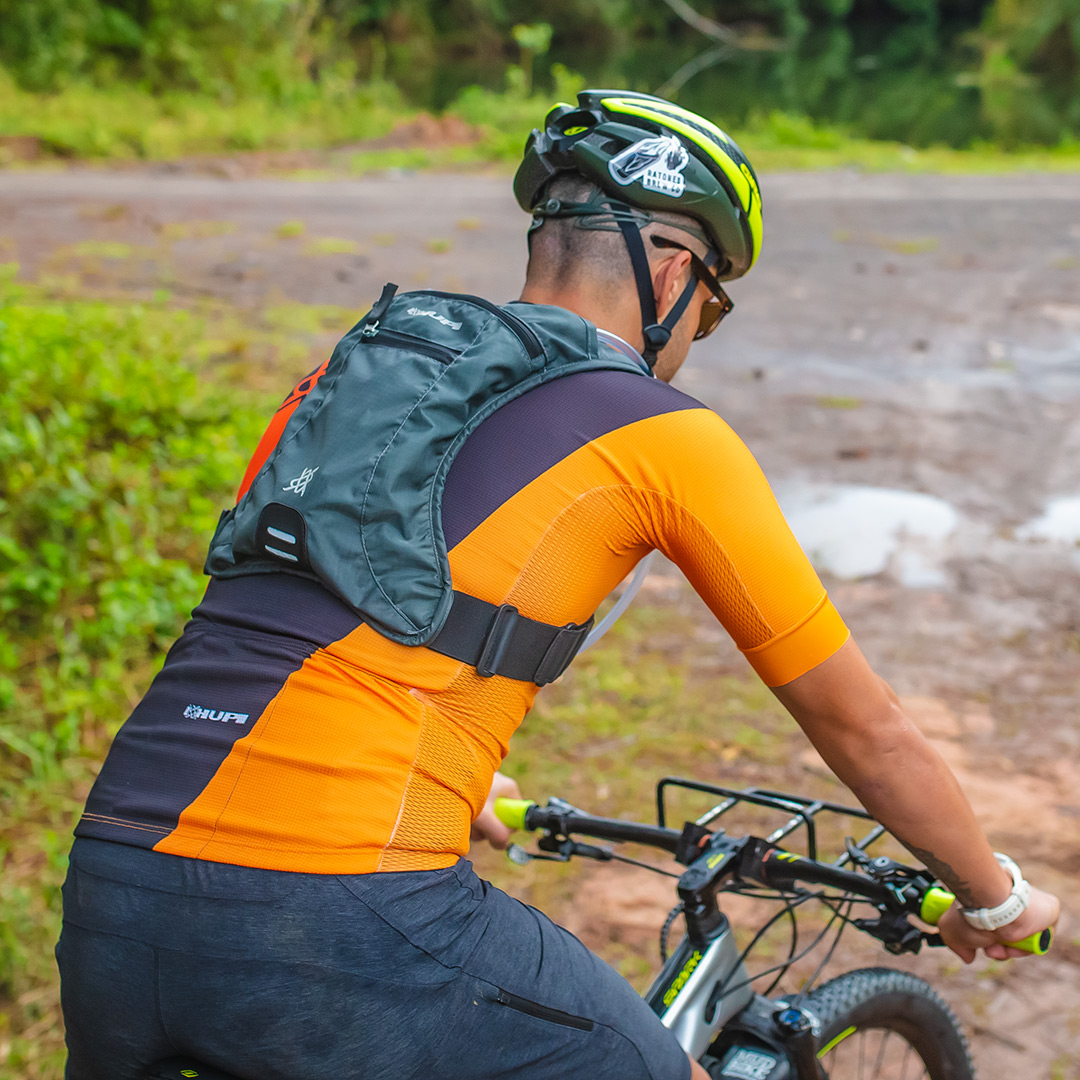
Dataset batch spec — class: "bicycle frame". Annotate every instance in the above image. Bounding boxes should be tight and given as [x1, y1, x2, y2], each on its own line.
[645, 914, 754, 1060]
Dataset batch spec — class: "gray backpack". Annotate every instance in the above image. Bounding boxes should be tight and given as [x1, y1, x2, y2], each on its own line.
[204, 285, 649, 683]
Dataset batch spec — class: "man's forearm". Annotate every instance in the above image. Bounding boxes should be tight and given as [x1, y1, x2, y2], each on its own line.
[772, 640, 1012, 909]
[810, 718, 1010, 907]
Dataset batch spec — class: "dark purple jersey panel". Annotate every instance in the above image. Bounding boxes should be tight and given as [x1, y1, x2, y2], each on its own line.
[441, 369, 703, 550]
[75, 576, 357, 848]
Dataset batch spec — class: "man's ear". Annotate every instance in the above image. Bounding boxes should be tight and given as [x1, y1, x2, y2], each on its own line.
[652, 248, 692, 321]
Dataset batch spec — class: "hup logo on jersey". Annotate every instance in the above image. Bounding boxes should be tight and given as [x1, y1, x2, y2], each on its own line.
[184, 704, 249, 724]
[608, 135, 689, 198]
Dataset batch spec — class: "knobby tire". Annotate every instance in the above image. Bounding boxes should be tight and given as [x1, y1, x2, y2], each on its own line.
[801, 967, 976, 1080]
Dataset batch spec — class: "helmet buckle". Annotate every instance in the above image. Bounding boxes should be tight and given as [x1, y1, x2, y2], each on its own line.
[643, 324, 671, 351]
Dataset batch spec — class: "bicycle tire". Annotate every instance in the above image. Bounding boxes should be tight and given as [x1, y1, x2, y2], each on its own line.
[801, 967, 976, 1080]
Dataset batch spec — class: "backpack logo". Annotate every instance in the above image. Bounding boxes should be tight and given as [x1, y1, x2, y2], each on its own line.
[407, 307, 463, 331]
[608, 135, 689, 198]
[184, 704, 249, 724]
[283, 466, 318, 496]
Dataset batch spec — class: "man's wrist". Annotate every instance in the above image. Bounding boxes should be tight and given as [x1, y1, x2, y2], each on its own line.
[960, 853, 1031, 931]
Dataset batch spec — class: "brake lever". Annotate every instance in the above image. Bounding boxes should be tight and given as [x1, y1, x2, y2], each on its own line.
[539, 834, 614, 862]
[507, 843, 567, 865]
[505, 833, 618, 866]
[852, 911, 928, 955]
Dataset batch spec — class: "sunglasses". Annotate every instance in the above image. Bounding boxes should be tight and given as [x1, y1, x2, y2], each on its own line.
[651, 235, 734, 339]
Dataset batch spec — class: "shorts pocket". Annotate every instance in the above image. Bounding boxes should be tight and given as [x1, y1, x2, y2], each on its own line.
[487, 987, 595, 1032]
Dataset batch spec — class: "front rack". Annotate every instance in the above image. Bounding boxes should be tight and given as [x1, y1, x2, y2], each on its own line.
[655, 777, 886, 866]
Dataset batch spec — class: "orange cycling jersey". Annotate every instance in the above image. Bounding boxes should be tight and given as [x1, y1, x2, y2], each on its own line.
[77, 360, 849, 874]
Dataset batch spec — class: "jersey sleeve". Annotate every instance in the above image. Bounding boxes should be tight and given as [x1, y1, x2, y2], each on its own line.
[635, 407, 849, 686]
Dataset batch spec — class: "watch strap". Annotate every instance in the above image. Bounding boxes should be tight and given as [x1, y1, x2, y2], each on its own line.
[960, 853, 1031, 931]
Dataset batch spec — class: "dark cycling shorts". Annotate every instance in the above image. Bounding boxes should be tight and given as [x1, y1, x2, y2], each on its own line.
[57, 839, 691, 1080]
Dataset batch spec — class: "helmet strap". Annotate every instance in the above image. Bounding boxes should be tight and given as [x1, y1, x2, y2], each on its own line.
[527, 192, 702, 369]
[614, 216, 698, 370]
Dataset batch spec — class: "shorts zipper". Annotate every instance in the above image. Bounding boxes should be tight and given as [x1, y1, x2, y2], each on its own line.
[359, 325, 460, 365]
[489, 988, 595, 1032]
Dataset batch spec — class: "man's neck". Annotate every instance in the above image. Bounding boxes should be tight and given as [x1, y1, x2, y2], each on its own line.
[518, 281, 643, 352]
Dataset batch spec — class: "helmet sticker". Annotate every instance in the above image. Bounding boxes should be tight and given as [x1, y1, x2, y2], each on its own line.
[608, 135, 689, 198]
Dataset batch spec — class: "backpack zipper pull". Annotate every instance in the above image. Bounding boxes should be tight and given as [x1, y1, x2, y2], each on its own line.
[362, 281, 398, 338]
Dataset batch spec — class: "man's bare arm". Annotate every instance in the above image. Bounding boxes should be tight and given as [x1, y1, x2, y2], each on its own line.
[770, 638, 1059, 959]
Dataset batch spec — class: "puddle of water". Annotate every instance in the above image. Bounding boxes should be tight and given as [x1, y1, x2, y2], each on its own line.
[1016, 496, 1080, 545]
[776, 483, 960, 586]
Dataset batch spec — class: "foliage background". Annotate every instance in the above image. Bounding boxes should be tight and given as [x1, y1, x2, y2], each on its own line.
[1, 0, 1076, 97]
[0, 0, 1077, 152]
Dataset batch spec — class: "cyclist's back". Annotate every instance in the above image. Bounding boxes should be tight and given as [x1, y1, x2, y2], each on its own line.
[58, 92, 837, 1080]
[76, 358, 846, 876]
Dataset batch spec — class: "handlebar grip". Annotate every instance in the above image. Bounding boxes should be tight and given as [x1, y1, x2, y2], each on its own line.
[919, 886, 1053, 954]
[494, 798, 536, 831]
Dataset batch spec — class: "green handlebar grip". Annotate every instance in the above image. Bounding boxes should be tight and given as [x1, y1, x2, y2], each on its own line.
[919, 886, 1053, 954]
[494, 798, 535, 831]
[1005, 928, 1053, 955]
[920, 886, 955, 926]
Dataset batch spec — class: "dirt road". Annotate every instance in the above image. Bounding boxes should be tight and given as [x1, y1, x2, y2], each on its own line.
[3, 166, 1078, 1075]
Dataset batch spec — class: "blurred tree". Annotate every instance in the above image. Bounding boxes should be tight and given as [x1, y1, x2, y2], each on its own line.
[512, 22, 553, 93]
[0, 0, 1075, 145]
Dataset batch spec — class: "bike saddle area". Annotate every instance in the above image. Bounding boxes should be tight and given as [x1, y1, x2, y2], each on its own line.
[146, 1059, 244, 1080]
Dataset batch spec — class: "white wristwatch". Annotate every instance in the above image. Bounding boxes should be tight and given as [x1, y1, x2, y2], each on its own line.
[960, 853, 1031, 931]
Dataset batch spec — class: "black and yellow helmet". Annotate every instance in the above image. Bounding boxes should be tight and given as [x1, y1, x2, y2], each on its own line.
[514, 89, 763, 282]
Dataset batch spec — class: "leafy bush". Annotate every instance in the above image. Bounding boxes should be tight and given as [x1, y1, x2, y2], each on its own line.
[0, 0, 331, 95]
[0, 273, 267, 781]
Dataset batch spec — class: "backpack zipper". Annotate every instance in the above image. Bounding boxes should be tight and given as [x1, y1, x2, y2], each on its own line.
[424, 293, 544, 359]
[360, 324, 460, 365]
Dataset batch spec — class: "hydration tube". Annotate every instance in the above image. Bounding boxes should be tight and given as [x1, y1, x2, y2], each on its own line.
[579, 551, 658, 653]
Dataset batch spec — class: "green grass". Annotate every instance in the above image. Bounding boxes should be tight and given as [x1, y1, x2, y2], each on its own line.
[0, 70, 406, 161]
[302, 236, 361, 256]
[3, 63, 1079, 174]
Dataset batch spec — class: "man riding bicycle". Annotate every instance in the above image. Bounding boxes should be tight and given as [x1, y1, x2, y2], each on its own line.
[58, 90, 1059, 1080]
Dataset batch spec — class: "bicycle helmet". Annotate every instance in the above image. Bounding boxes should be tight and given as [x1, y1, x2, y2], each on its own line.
[515, 89, 763, 366]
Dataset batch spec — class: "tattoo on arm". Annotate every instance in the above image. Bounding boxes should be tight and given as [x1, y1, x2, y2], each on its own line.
[905, 845, 979, 907]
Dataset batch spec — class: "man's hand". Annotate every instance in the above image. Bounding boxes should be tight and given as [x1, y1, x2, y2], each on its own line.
[470, 771, 522, 851]
[938, 886, 1060, 963]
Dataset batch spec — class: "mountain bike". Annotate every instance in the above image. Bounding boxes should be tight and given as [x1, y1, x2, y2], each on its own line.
[145, 779, 1050, 1080]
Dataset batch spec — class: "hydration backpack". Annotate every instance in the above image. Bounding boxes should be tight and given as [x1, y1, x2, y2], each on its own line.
[203, 285, 650, 683]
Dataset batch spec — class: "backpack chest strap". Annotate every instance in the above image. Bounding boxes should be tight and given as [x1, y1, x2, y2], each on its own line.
[428, 591, 593, 686]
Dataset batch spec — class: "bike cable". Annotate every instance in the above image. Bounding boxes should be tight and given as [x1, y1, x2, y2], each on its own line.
[659, 902, 685, 962]
[785, 896, 856, 1006]
[606, 850, 683, 877]
[709, 890, 862, 1004]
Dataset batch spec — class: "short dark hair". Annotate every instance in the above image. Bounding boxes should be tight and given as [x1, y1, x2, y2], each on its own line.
[524, 173, 710, 292]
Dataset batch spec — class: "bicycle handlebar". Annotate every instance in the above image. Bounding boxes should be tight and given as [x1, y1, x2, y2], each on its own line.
[494, 797, 1053, 956]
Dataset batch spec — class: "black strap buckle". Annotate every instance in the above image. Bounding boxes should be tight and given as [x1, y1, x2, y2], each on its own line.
[472, 604, 593, 684]
[533, 617, 593, 686]
[475, 604, 522, 679]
